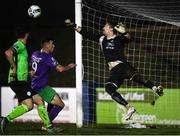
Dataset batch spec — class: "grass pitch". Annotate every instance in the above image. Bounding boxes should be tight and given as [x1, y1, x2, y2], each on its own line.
[3, 122, 180, 135]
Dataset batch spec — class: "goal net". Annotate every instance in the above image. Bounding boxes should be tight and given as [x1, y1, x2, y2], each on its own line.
[80, 0, 180, 126]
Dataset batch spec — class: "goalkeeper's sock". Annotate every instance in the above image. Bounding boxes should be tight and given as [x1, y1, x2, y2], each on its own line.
[6, 104, 29, 122]
[37, 105, 52, 128]
[105, 82, 128, 106]
[131, 74, 155, 89]
[143, 80, 155, 89]
[111, 92, 128, 106]
[48, 106, 63, 121]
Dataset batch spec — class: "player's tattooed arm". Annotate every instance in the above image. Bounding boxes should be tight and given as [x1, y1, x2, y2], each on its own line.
[5, 48, 17, 76]
[56, 63, 76, 72]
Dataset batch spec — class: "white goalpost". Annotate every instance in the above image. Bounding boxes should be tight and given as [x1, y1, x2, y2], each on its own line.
[75, 0, 83, 128]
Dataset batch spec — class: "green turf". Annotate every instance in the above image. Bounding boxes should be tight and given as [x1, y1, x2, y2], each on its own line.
[4, 122, 180, 135]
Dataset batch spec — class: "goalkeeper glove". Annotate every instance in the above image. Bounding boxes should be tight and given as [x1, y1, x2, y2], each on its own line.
[114, 22, 127, 35]
[65, 19, 77, 28]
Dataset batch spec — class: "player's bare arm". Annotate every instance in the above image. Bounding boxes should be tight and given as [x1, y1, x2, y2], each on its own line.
[5, 48, 17, 75]
[28, 70, 36, 77]
[56, 63, 76, 72]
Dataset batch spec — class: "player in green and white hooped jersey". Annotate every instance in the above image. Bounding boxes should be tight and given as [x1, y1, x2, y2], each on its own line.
[0, 27, 53, 134]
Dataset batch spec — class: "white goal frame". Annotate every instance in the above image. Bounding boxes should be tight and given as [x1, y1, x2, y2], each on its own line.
[75, 0, 83, 128]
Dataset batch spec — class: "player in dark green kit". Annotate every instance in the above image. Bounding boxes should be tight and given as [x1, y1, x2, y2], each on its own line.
[0, 27, 55, 134]
[8, 40, 29, 82]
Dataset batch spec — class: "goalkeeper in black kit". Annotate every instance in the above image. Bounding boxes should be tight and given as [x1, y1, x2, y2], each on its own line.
[65, 19, 163, 120]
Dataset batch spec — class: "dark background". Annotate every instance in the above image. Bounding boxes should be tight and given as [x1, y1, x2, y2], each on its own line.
[0, 0, 76, 87]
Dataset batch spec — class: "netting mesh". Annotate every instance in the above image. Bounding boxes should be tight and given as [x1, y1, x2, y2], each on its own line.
[82, 0, 180, 88]
[83, 0, 180, 26]
[81, 0, 180, 125]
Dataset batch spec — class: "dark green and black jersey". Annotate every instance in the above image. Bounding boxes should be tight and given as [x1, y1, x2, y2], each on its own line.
[8, 40, 28, 83]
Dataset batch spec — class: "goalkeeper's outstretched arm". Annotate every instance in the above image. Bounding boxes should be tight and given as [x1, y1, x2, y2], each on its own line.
[65, 19, 101, 43]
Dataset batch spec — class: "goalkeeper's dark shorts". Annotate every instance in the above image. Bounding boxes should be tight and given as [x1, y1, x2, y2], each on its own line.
[9, 81, 37, 102]
[107, 62, 138, 88]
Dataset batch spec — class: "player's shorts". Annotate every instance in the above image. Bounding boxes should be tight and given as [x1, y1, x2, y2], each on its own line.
[107, 62, 138, 87]
[9, 81, 34, 102]
[37, 86, 56, 103]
